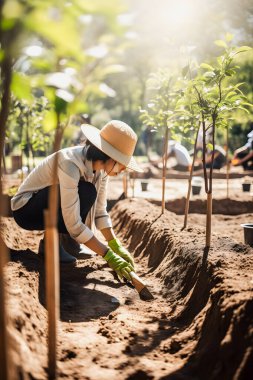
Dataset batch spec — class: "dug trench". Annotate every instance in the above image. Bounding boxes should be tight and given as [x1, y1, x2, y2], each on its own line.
[1, 198, 253, 379]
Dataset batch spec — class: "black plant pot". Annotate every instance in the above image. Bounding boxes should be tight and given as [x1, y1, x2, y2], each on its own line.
[242, 183, 251, 192]
[141, 181, 149, 191]
[241, 223, 253, 246]
[192, 185, 201, 195]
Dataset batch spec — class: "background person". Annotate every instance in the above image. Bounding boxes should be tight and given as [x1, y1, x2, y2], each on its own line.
[166, 140, 192, 171]
[11, 120, 142, 281]
[205, 145, 226, 169]
[152, 140, 192, 172]
[231, 130, 253, 170]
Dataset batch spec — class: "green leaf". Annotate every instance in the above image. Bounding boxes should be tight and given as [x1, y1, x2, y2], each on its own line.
[68, 99, 89, 115]
[225, 33, 233, 42]
[225, 69, 236, 76]
[43, 110, 57, 132]
[0, 18, 16, 30]
[11, 72, 33, 101]
[200, 63, 214, 71]
[237, 107, 250, 114]
[214, 40, 227, 48]
[234, 46, 252, 54]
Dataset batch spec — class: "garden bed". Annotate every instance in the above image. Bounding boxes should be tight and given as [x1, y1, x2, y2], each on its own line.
[0, 198, 253, 379]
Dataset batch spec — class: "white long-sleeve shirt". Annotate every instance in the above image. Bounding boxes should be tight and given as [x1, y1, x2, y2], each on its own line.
[11, 146, 112, 243]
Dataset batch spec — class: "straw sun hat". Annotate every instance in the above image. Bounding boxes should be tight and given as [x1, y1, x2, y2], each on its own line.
[81, 120, 143, 172]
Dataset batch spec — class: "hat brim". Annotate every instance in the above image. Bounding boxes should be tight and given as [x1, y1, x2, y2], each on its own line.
[81, 124, 143, 173]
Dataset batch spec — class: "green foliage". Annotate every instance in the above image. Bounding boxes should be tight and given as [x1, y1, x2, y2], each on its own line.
[1, 0, 127, 155]
[140, 70, 180, 133]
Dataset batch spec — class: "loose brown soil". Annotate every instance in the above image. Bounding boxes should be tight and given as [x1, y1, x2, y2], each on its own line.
[1, 197, 253, 379]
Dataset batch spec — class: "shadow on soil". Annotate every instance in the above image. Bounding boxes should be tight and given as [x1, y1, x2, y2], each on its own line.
[9, 248, 120, 322]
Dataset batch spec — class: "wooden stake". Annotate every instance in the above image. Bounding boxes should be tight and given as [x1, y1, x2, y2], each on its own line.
[44, 117, 63, 379]
[123, 172, 128, 197]
[183, 124, 200, 229]
[44, 211, 59, 380]
[0, 235, 10, 380]
[206, 192, 212, 248]
[0, 175, 11, 380]
[162, 126, 169, 214]
[226, 125, 230, 199]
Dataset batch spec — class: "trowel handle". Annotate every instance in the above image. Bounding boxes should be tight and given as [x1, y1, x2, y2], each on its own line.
[129, 271, 146, 293]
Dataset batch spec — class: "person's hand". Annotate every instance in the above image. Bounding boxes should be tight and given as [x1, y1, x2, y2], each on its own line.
[103, 249, 134, 281]
[108, 238, 135, 269]
[231, 158, 240, 166]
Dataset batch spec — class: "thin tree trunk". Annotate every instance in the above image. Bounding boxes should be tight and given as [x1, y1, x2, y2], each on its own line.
[205, 118, 216, 248]
[2, 146, 7, 174]
[26, 118, 30, 171]
[202, 120, 208, 193]
[162, 126, 169, 214]
[183, 124, 200, 229]
[0, 59, 12, 179]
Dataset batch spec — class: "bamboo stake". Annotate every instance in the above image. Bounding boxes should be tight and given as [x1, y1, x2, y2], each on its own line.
[206, 192, 212, 247]
[0, 167, 10, 380]
[44, 119, 63, 379]
[123, 172, 128, 198]
[0, 53, 12, 380]
[0, 235, 10, 380]
[162, 126, 169, 214]
[226, 125, 230, 199]
[44, 211, 59, 380]
[130, 171, 135, 198]
[183, 124, 200, 229]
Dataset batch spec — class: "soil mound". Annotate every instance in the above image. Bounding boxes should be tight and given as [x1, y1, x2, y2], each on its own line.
[1, 198, 253, 379]
[110, 199, 253, 380]
[150, 198, 253, 215]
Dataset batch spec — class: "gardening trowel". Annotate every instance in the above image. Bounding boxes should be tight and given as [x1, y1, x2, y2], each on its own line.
[128, 271, 154, 301]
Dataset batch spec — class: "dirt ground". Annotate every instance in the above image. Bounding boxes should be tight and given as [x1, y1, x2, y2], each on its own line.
[1, 175, 253, 379]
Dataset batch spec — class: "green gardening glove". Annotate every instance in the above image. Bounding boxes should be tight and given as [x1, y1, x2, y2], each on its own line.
[103, 249, 134, 281]
[108, 238, 135, 269]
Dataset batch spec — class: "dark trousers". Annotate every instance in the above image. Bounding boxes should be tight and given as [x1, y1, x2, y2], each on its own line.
[237, 151, 253, 170]
[13, 181, 97, 233]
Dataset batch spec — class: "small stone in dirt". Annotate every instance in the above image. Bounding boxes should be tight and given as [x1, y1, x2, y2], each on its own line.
[60, 349, 77, 361]
[125, 297, 134, 305]
[111, 296, 120, 304]
[169, 339, 181, 353]
[124, 345, 132, 353]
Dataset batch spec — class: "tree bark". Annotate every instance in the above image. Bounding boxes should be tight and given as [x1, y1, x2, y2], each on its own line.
[183, 124, 200, 229]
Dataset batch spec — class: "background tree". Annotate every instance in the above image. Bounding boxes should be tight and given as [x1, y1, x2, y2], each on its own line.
[188, 39, 251, 247]
[140, 70, 181, 213]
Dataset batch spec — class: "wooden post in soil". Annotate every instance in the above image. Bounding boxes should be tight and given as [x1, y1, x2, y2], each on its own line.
[0, 212, 11, 380]
[44, 125, 63, 380]
[123, 172, 128, 197]
[206, 192, 212, 247]
[183, 125, 200, 229]
[44, 210, 59, 380]
[226, 125, 230, 199]
[0, 55, 12, 380]
[162, 126, 169, 214]
[130, 171, 136, 198]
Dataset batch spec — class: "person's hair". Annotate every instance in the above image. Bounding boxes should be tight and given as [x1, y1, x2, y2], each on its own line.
[86, 140, 111, 162]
